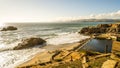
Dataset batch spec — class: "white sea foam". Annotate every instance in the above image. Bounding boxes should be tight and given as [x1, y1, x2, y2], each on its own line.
[0, 32, 89, 68]
[0, 41, 20, 51]
[46, 32, 89, 45]
[0, 48, 45, 68]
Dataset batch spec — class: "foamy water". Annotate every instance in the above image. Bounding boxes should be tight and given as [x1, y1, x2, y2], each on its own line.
[46, 32, 89, 45]
[0, 48, 45, 68]
[0, 22, 112, 68]
[0, 41, 20, 52]
[0, 32, 89, 68]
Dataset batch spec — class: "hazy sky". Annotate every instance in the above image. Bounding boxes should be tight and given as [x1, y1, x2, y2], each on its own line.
[0, 0, 120, 23]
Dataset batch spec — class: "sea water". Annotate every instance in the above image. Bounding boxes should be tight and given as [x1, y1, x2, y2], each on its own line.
[0, 22, 114, 68]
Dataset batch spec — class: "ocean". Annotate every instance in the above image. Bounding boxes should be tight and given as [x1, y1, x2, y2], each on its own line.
[0, 22, 114, 68]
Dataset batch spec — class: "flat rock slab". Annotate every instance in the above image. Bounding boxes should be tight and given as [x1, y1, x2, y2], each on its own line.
[112, 41, 120, 53]
[101, 60, 117, 68]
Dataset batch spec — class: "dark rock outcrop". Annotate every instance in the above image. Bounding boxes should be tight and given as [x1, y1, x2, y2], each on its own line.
[1, 26, 17, 31]
[117, 36, 120, 41]
[14, 37, 46, 50]
[79, 24, 120, 35]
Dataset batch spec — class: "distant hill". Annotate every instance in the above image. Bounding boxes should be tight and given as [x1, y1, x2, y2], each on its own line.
[61, 19, 120, 23]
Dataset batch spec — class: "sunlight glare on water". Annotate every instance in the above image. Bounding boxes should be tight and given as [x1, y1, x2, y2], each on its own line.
[0, 22, 5, 27]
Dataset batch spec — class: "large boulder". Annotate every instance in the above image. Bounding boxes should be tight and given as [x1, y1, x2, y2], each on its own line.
[1, 26, 17, 31]
[14, 37, 46, 50]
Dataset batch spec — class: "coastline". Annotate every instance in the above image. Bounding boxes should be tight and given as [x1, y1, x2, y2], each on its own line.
[16, 23, 120, 68]
[16, 38, 90, 68]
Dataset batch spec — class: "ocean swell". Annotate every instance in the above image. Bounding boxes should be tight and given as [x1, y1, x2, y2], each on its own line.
[46, 32, 90, 45]
[0, 48, 45, 68]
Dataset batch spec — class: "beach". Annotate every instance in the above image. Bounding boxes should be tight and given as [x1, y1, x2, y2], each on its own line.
[16, 38, 90, 68]
[0, 22, 91, 68]
[16, 23, 120, 68]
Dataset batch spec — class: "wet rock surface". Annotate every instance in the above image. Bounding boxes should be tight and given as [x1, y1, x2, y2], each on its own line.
[14, 37, 46, 50]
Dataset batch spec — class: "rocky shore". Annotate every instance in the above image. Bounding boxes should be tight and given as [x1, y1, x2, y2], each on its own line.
[16, 23, 120, 68]
[80, 24, 120, 35]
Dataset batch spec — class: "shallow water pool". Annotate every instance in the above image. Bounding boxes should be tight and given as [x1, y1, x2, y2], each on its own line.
[81, 39, 112, 53]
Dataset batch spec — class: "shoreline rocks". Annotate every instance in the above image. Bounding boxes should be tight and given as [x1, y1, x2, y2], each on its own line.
[1, 26, 17, 31]
[14, 37, 46, 50]
[79, 24, 120, 35]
